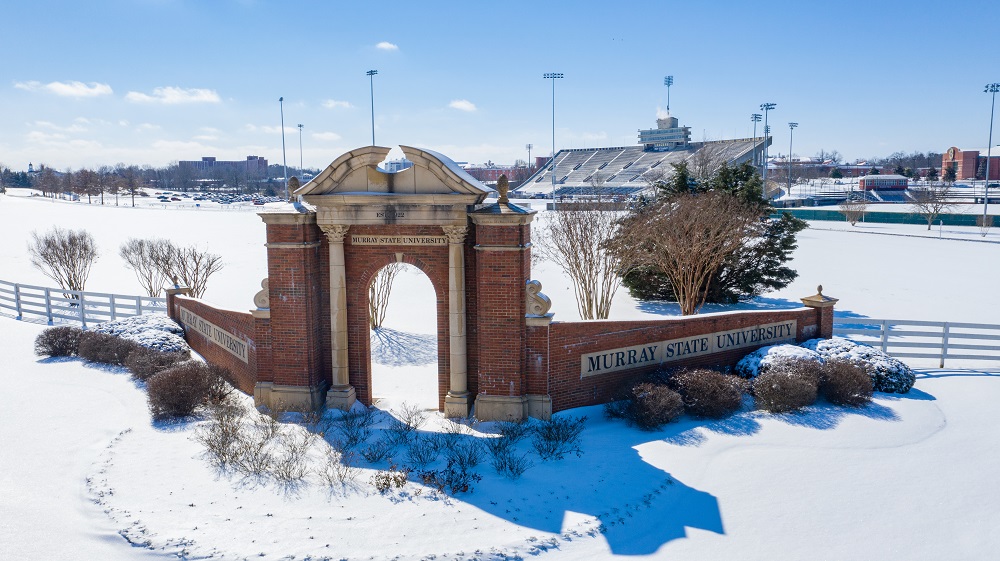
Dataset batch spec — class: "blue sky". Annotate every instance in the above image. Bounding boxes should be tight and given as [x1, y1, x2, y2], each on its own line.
[2, 0, 997, 171]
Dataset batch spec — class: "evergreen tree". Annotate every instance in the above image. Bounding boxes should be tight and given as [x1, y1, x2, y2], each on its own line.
[926, 166, 939, 182]
[830, 167, 844, 179]
[943, 163, 957, 183]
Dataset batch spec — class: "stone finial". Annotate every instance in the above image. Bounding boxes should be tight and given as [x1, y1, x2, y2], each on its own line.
[288, 177, 300, 202]
[526, 279, 552, 316]
[497, 174, 510, 204]
[801, 284, 838, 308]
[253, 278, 270, 309]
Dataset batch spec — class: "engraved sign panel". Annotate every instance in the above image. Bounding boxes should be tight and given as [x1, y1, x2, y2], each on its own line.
[349, 235, 448, 246]
[178, 308, 249, 364]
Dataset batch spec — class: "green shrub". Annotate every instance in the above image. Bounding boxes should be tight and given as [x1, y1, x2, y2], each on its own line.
[819, 359, 873, 406]
[670, 368, 745, 418]
[752, 360, 819, 413]
[34, 326, 83, 357]
[147, 362, 215, 420]
[125, 346, 189, 382]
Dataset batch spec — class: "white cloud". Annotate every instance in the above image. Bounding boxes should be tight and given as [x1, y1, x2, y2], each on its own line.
[262, 125, 299, 135]
[375, 41, 398, 51]
[32, 121, 87, 133]
[322, 99, 353, 109]
[118, 120, 130, 127]
[243, 124, 258, 132]
[15, 80, 113, 97]
[193, 135, 218, 141]
[136, 123, 161, 132]
[125, 86, 221, 104]
[199, 127, 221, 134]
[312, 132, 341, 141]
[449, 99, 477, 112]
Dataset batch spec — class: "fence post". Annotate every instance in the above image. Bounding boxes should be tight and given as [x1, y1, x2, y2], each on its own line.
[45, 288, 53, 325]
[940, 322, 950, 369]
[14, 283, 22, 320]
[880, 320, 888, 352]
[137, 297, 143, 315]
[110, 294, 117, 321]
[79, 292, 87, 329]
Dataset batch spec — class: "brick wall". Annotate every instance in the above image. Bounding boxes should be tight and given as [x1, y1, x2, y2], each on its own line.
[528, 307, 824, 413]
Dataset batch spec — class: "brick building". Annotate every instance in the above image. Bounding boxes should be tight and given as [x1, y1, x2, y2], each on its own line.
[941, 146, 1000, 180]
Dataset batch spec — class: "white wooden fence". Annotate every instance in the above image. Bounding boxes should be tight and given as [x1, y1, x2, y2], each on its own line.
[834, 318, 1000, 368]
[0, 279, 166, 328]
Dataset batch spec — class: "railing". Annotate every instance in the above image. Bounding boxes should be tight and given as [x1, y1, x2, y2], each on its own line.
[0, 280, 166, 328]
[834, 318, 1000, 367]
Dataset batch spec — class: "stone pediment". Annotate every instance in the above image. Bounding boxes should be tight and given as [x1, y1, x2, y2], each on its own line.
[295, 145, 489, 201]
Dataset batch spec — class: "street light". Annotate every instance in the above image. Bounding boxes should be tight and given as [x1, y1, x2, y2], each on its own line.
[751, 113, 762, 167]
[760, 103, 777, 190]
[297, 124, 304, 179]
[279, 96, 288, 199]
[543, 73, 563, 199]
[788, 122, 798, 196]
[367, 69, 378, 146]
[664, 75, 674, 112]
[984, 83, 1000, 220]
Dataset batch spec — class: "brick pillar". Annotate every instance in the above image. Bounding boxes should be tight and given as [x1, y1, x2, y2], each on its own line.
[801, 285, 838, 339]
[469, 205, 535, 421]
[443, 224, 471, 418]
[320, 224, 357, 410]
[164, 283, 191, 320]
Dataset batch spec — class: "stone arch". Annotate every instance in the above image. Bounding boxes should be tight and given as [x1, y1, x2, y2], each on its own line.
[349, 249, 450, 410]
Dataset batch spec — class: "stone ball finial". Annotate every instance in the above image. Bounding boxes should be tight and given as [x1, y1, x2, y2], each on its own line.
[817, 285, 823, 295]
[497, 174, 509, 204]
[288, 176, 300, 202]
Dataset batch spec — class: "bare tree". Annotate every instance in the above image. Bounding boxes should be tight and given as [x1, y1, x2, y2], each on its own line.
[688, 144, 727, 184]
[27, 227, 99, 292]
[119, 238, 173, 297]
[613, 191, 758, 316]
[909, 185, 956, 230]
[535, 198, 628, 320]
[369, 262, 402, 328]
[838, 196, 869, 226]
[977, 215, 995, 238]
[151, 242, 224, 299]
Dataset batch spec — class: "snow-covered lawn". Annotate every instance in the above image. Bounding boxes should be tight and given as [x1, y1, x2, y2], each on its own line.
[2, 190, 999, 560]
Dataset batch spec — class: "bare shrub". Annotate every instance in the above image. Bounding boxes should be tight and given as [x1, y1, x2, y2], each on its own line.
[334, 407, 376, 449]
[204, 363, 236, 403]
[125, 346, 189, 382]
[369, 262, 402, 328]
[360, 435, 395, 464]
[27, 227, 99, 292]
[444, 440, 483, 471]
[397, 402, 428, 432]
[490, 445, 533, 480]
[819, 359, 873, 406]
[838, 197, 868, 226]
[77, 331, 140, 366]
[195, 403, 246, 467]
[146, 362, 215, 420]
[625, 383, 685, 430]
[318, 448, 360, 487]
[34, 326, 83, 357]
[272, 429, 317, 483]
[230, 415, 279, 475]
[371, 466, 409, 494]
[532, 416, 588, 460]
[977, 214, 995, 238]
[752, 360, 820, 413]
[495, 420, 533, 443]
[670, 369, 745, 418]
[119, 238, 172, 297]
[418, 462, 481, 494]
[405, 435, 439, 469]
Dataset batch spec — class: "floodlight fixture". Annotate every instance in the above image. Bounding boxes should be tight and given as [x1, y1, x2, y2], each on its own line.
[788, 122, 799, 196]
[367, 70, 378, 146]
[751, 113, 762, 167]
[983, 83, 1000, 219]
[664, 75, 674, 112]
[760, 103, 777, 189]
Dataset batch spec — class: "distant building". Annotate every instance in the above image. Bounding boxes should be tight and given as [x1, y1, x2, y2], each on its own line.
[941, 146, 1000, 180]
[859, 174, 907, 190]
[637, 114, 692, 151]
[381, 158, 413, 173]
[179, 156, 268, 176]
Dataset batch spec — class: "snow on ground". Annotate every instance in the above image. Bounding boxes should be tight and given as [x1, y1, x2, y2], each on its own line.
[2, 190, 1000, 560]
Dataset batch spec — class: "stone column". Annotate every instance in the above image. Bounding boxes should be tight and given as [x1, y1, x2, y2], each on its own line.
[321, 224, 356, 410]
[442, 224, 470, 417]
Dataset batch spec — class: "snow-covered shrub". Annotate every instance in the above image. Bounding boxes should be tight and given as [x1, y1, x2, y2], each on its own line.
[372, 467, 409, 493]
[669, 368, 746, 418]
[125, 346, 189, 381]
[802, 337, 914, 393]
[532, 416, 588, 459]
[91, 314, 189, 354]
[34, 326, 83, 357]
[734, 344, 824, 378]
[146, 362, 215, 420]
[752, 362, 819, 413]
[818, 359, 873, 406]
[78, 331, 141, 366]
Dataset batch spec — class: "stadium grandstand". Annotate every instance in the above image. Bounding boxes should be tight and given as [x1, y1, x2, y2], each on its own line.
[514, 114, 769, 199]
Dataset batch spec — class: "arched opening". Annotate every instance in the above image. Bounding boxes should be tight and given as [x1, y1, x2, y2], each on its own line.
[367, 262, 440, 411]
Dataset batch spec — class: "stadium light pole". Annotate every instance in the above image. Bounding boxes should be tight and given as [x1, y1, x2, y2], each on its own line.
[543, 73, 563, 201]
[279, 97, 288, 199]
[787, 122, 798, 196]
[367, 69, 378, 146]
[526, 143, 533, 168]
[760, 103, 777, 191]
[751, 113, 762, 167]
[664, 75, 673, 112]
[983, 83, 1000, 220]
[297, 124, 304, 179]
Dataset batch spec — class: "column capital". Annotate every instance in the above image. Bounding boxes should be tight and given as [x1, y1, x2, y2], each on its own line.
[320, 224, 350, 243]
[441, 224, 468, 244]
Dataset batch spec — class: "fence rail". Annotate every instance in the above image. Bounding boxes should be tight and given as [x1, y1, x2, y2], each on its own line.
[0, 280, 166, 328]
[833, 318, 1000, 367]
